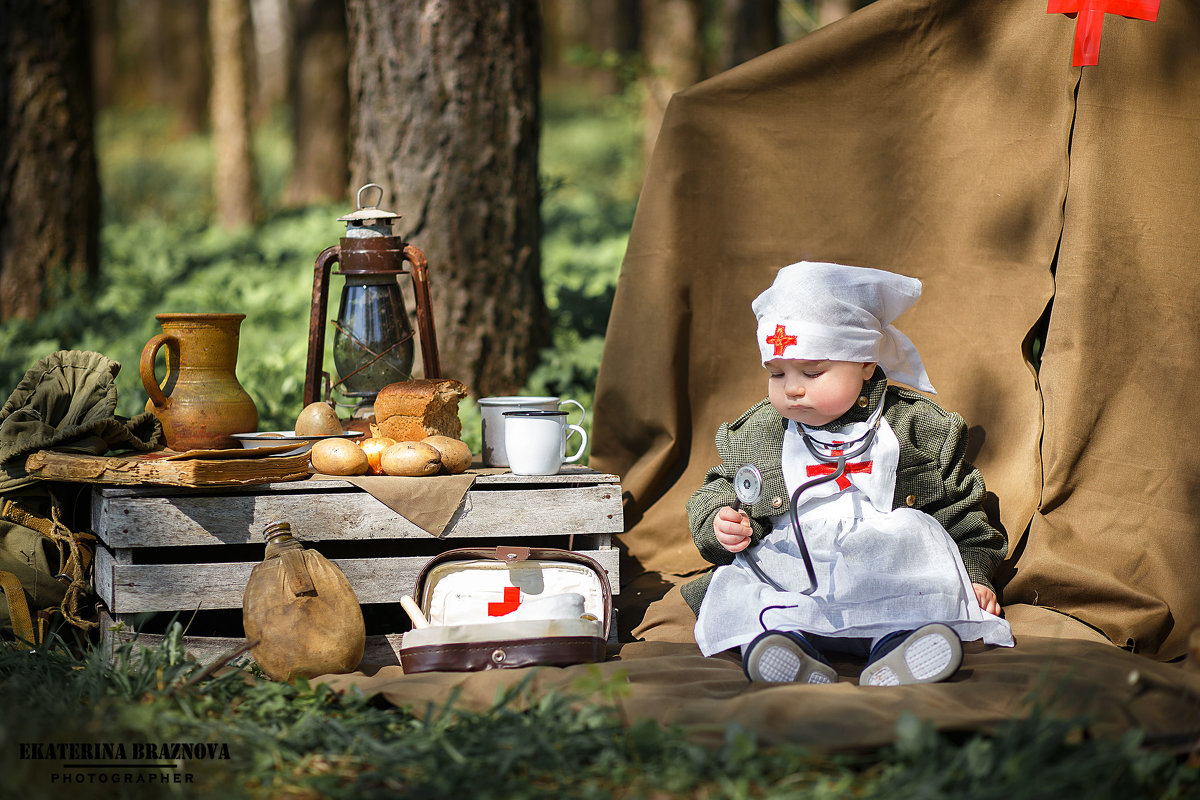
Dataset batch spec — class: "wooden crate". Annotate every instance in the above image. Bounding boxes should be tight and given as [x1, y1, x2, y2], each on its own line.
[92, 468, 622, 666]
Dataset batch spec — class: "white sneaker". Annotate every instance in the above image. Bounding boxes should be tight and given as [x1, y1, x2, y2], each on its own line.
[860, 624, 962, 686]
[743, 631, 839, 684]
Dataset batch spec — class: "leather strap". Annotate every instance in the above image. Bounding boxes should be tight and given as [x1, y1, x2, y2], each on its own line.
[282, 549, 317, 597]
[400, 636, 605, 674]
[1, 496, 98, 630]
[1, 499, 54, 537]
[0, 570, 36, 649]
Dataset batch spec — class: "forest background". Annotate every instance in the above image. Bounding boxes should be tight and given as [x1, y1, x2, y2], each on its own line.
[0, 0, 868, 457]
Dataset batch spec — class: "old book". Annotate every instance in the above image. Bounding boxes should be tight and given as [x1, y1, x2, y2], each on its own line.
[23, 447, 311, 487]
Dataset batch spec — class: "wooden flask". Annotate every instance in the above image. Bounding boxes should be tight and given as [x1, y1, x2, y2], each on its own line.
[242, 521, 366, 681]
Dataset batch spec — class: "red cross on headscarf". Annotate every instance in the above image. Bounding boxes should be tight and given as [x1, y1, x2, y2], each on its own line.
[765, 324, 797, 356]
[806, 444, 873, 491]
[1047, 0, 1160, 66]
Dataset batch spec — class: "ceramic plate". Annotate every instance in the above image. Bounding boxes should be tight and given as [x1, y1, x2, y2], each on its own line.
[232, 430, 363, 456]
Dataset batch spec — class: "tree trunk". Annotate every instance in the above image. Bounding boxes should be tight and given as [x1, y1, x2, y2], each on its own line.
[346, 0, 546, 397]
[640, 0, 703, 165]
[721, 0, 779, 70]
[91, 0, 118, 110]
[165, 0, 211, 134]
[282, 0, 348, 206]
[249, 0, 289, 120]
[815, 0, 855, 28]
[210, 0, 259, 228]
[543, 0, 639, 95]
[0, 0, 99, 322]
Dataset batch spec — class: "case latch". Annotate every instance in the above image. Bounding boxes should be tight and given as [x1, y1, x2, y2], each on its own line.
[494, 546, 530, 563]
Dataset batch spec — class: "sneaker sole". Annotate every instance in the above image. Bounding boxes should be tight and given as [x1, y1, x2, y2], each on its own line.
[861, 624, 962, 686]
[745, 634, 838, 684]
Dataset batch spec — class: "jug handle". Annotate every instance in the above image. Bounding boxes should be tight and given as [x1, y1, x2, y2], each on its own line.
[140, 333, 176, 409]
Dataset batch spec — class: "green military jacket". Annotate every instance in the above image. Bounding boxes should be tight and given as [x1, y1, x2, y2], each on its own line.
[682, 368, 1006, 613]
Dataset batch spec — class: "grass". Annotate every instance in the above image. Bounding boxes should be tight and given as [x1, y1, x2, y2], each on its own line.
[0, 625, 1196, 800]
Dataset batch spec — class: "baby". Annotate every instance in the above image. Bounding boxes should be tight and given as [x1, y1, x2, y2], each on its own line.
[684, 261, 1012, 686]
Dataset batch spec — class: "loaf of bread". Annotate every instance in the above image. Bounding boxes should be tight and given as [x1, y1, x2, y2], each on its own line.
[373, 378, 468, 441]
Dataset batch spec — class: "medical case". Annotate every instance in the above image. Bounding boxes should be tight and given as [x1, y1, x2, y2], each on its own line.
[398, 545, 613, 673]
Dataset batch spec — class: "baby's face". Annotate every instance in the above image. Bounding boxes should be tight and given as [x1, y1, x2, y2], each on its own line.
[766, 359, 875, 427]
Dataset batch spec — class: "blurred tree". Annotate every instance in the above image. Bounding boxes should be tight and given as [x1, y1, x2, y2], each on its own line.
[282, 0, 348, 206]
[157, 0, 211, 133]
[91, 0, 211, 130]
[91, 0, 119, 109]
[542, 0, 639, 95]
[250, 0, 289, 119]
[813, 0, 855, 27]
[720, 0, 780, 70]
[346, 0, 546, 397]
[640, 0, 703, 164]
[210, 0, 260, 227]
[0, 0, 99, 321]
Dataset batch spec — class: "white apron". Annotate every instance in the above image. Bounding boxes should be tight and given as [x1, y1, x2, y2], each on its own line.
[695, 411, 1013, 657]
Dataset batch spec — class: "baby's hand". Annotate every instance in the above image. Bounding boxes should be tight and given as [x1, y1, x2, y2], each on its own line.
[714, 506, 753, 553]
[972, 583, 1000, 616]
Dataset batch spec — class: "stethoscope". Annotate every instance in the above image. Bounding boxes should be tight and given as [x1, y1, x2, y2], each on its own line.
[732, 404, 883, 595]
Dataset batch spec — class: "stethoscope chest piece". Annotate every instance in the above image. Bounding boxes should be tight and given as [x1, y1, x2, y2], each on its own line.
[733, 464, 763, 508]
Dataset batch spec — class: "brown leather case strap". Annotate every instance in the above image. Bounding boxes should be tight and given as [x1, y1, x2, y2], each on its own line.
[400, 636, 605, 674]
[0, 570, 37, 649]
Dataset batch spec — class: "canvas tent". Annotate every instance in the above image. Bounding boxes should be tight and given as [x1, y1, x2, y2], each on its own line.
[328, 0, 1200, 745]
[591, 0, 1200, 663]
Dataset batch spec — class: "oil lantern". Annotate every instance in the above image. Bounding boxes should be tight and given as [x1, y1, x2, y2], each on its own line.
[303, 184, 441, 415]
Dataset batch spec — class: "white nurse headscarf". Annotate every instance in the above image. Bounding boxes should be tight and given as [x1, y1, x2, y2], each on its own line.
[752, 261, 936, 394]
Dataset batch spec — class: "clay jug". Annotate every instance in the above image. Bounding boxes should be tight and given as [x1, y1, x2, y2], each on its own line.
[140, 313, 258, 451]
[242, 521, 366, 682]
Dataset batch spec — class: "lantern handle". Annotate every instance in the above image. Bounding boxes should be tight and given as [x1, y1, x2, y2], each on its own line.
[404, 243, 441, 379]
[356, 183, 384, 211]
[303, 245, 341, 406]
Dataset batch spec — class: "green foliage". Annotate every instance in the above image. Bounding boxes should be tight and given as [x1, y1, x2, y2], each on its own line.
[0, 208, 344, 428]
[1, 632, 1195, 800]
[96, 106, 294, 227]
[1, 95, 634, 459]
[533, 87, 642, 458]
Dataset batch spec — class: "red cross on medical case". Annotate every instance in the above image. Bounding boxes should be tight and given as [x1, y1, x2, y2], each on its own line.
[398, 546, 613, 673]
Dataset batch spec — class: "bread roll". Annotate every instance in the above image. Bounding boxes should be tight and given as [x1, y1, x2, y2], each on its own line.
[373, 378, 467, 441]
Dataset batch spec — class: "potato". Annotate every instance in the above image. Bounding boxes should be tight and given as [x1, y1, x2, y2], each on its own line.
[380, 441, 442, 477]
[295, 402, 342, 436]
[310, 438, 369, 475]
[422, 435, 472, 474]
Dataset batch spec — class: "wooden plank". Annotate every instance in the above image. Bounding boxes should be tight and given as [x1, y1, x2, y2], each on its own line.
[26, 449, 311, 487]
[92, 484, 623, 548]
[94, 546, 115, 609]
[103, 548, 620, 613]
[92, 467, 621, 499]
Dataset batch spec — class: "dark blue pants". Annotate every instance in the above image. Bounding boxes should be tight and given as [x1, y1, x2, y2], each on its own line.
[799, 629, 913, 666]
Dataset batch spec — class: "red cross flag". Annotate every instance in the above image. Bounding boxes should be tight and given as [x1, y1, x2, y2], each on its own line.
[1047, 0, 1160, 66]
